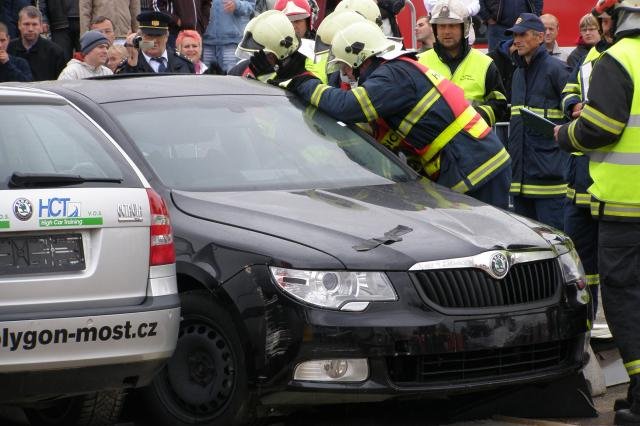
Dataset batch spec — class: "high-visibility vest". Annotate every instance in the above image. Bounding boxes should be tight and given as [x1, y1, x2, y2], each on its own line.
[417, 48, 491, 105]
[587, 36, 640, 219]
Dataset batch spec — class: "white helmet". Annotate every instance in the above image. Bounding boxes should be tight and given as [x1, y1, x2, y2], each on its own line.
[314, 10, 367, 55]
[236, 10, 300, 60]
[429, 0, 472, 38]
[334, 0, 383, 27]
[328, 20, 395, 69]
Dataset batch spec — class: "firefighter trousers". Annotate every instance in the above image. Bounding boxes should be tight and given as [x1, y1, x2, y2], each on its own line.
[564, 202, 599, 317]
[599, 221, 640, 411]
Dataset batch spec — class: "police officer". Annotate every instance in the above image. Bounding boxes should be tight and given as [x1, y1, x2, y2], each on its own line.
[507, 13, 570, 229]
[418, 0, 507, 127]
[281, 20, 511, 208]
[118, 11, 194, 74]
[559, 8, 613, 318]
[555, 1, 640, 423]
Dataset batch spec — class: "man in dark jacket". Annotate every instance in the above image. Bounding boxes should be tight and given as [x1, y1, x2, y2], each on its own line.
[38, 0, 80, 61]
[8, 6, 66, 80]
[117, 11, 194, 74]
[507, 13, 569, 229]
[479, 0, 543, 52]
[0, 21, 33, 81]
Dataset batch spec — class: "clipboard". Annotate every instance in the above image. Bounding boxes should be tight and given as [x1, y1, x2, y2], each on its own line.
[520, 108, 557, 138]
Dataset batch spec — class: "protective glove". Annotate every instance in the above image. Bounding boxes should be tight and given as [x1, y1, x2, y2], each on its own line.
[248, 50, 274, 77]
[270, 73, 320, 92]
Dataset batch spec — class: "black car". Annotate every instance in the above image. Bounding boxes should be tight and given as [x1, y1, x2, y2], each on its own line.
[34, 75, 591, 426]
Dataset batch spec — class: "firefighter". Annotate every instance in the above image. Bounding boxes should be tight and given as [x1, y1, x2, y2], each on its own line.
[555, 1, 640, 423]
[333, 0, 383, 27]
[418, 0, 507, 127]
[274, 0, 315, 39]
[279, 20, 511, 208]
[314, 10, 367, 89]
[507, 13, 570, 229]
[559, 8, 614, 318]
[228, 10, 322, 83]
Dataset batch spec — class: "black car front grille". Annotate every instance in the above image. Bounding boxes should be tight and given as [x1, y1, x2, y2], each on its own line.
[411, 259, 562, 309]
[387, 340, 572, 385]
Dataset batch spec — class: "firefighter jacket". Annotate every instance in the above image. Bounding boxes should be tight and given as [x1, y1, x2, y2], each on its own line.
[561, 41, 609, 208]
[558, 35, 640, 221]
[293, 55, 511, 194]
[418, 43, 508, 126]
[509, 44, 570, 198]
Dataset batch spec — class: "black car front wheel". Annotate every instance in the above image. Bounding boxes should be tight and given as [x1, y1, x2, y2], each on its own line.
[25, 390, 124, 426]
[141, 290, 254, 426]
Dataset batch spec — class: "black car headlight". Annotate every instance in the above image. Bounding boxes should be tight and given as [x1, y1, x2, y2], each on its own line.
[269, 267, 397, 311]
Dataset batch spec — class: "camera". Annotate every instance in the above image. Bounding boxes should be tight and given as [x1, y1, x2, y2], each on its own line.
[132, 35, 143, 49]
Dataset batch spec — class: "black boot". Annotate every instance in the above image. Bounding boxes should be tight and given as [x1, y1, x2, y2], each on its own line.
[615, 409, 640, 425]
[616, 399, 633, 411]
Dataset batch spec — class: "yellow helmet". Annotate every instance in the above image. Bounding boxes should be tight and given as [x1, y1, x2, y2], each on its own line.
[237, 10, 300, 60]
[430, 0, 472, 38]
[328, 20, 395, 69]
[314, 10, 366, 55]
[334, 0, 382, 26]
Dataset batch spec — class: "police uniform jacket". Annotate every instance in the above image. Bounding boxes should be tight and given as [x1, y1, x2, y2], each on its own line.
[509, 44, 570, 198]
[294, 55, 510, 193]
[117, 47, 195, 74]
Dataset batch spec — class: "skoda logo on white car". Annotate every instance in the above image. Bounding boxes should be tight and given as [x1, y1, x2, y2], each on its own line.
[13, 198, 33, 221]
[489, 252, 510, 279]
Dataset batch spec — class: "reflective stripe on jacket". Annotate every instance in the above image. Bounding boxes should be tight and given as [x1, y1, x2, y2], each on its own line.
[561, 45, 606, 207]
[509, 44, 570, 198]
[584, 37, 640, 220]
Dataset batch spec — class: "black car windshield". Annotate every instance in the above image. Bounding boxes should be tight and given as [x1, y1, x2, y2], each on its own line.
[103, 95, 414, 191]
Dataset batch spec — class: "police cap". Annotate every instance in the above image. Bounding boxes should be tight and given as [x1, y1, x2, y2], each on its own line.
[137, 11, 171, 35]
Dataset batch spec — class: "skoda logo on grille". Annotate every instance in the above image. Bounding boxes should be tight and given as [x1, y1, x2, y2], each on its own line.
[489, 252, 510, 279]
[13, 198, 33, 221]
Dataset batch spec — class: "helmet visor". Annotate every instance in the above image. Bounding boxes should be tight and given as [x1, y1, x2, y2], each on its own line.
[314, 35, 332, 55]
[237, 31, 265, 53]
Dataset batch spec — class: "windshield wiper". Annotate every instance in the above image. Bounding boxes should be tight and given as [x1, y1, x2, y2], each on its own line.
[9, 172, 123, 188]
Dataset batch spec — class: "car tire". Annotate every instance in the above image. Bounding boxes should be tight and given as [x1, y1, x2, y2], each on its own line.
[24, 390, 125, 426]
[140, 290, 255, 426]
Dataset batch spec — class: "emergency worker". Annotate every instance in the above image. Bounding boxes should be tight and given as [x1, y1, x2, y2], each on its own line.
[418, 0, 507, 127]
[507, 13, 570, 229]
[555, 1, 640, 423]
[274, 0, 314, 38]
[559, 8, 613, 317]
[333, 0, 383, 27]
[228, 10, 326, 84]
[279, 20, 511, 208]
[314, 10, 367, 89]
[118, 11, 194, 74]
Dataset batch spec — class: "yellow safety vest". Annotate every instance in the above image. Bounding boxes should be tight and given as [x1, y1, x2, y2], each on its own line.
[306, 55, 328, 84]
[418, 48, 491, 103]
[587, 36, 640, 219]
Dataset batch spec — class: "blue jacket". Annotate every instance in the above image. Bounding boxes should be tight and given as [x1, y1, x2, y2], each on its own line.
[202, 0, 254, 46]
[0, 55, 33, 82]
[295, 56, 510, 193]
[479, 0, 543, 27]
[509, 44, 570, 198]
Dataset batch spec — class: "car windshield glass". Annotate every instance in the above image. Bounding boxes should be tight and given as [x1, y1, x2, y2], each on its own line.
[103, 96, 414, 191]
[0, 103, 135, 188]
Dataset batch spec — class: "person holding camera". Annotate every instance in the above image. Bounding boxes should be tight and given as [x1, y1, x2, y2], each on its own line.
[117, 10, 194, 74]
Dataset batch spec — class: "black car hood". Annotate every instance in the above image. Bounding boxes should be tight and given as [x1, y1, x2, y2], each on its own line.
[171, 181, 553, 270]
